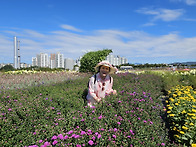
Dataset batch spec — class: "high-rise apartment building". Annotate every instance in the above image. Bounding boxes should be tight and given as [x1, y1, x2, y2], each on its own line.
[106, 54, 128, 66]
[36, 53, 49, 67]
[32, 57, 37, 66]
[64, 58, 75, 70]
[50, 53, 56, 69]
[55, 52, 64, 68]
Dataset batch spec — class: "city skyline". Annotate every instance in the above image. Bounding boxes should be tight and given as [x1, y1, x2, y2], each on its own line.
[0, 0, 196, 64]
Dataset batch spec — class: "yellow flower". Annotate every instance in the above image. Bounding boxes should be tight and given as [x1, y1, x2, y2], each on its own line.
[180, 131, 185, 134]
[168, 106, 173, 110]
[192, 109, 196, 113]
[174, 134, 179, 138]
[167, 111, 171, 113]
[190, 123, 194, 126]
[181, 110, 186, 114]
[165, 100, 168, 103]
[169, 114, 175, 117]
[173, 127, 177, 130]
[192, 117, 196, 119]
[191, 144, 196, 147]
[169, 98, 175, 102]
[182, 126, 188, 130]
[175, 103, 179, 105]
[188, 113, 195, 116]
[193, 105, 196, 108]
[177, 91, 181, 96]
[173, 94, 177, 97]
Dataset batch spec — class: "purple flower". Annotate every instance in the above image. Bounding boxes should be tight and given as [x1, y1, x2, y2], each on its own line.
[44, 141, 50, 146]
[88, 129, 92, 133]
[39, 140, 43, 143]
[114, 128, 118, 132]
[88, 140, 94, 146]
[81, 119, 85, 121]
[52, 140, 58, 145]
[117, 122, 121, 125]
[74, 135, 80, 139]
[81, 131, 86, 135]
[51, 135, 57, 140]
[67, 130, 73, 135]
[112, 135, 116, 139]
[71, 134, 76, 138]
[76, 145, 82, 147]
[130, 130, 134, 135]
[58, 134, 64, 140]
[161, 143, 165, 146]
[8, 108, 12, 111]
[92, 136, 96, 140]
[64, 135, 68, 139]
[98, 115, 102, 119]
[97, 134, 102, 139]
[143, 120, 147, 123]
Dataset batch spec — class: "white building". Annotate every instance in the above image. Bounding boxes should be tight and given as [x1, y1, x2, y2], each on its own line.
[32, 57, 37, 66]
[36, 53, 49, 67]
[50, 54, 56, 69]
[64, 58, 75, 70]
[55, 52, 64, 68]
[106, 54, 128, 66]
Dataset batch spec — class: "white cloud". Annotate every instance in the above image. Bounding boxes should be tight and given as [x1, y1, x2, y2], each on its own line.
[170, 0, 196, 5]
[0, 26, 196, 64]
[185, 0, 196, 5]
[136, 8, 184, 22]
[60, 24, 83, 32]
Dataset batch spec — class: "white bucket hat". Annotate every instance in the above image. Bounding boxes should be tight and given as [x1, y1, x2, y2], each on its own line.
[95, 60, 117, 74]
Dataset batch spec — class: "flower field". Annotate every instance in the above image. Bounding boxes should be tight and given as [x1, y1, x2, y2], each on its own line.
[0, 70, 195, 146]
[166, 85, 196, 146]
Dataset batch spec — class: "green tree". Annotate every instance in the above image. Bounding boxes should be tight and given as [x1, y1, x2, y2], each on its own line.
[0, 65, 15, 72]
[79, 49, 112, 73]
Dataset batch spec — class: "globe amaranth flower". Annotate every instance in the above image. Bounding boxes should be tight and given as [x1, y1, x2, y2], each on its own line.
[58, 134, 64, 140]
[52, 140, 58, 145]
[98, 115, 103, 119]
[51, 135, 57, 140]
[81, 131, 86, 135]
[88, 140, 94, 146]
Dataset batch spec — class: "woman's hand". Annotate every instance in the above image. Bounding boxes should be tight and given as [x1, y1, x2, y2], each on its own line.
[94, 96, 101, 102]
[112, 90, 117, 95]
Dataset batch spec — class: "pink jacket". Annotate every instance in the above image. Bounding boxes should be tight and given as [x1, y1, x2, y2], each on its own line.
[86, 73, 114, 106]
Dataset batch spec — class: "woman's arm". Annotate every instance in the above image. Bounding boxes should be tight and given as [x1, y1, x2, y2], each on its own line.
[105, 77, 117, 95]
[88, 76, 101, 102]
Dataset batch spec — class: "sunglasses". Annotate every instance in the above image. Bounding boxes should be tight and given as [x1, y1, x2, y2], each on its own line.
[102, 83, 105, 91]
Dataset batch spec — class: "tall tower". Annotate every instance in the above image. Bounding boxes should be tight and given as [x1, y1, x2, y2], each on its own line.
[17, 40, 20, 69]
[14, 36, 18, 69]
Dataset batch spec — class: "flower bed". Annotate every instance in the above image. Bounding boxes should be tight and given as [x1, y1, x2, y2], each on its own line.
[0, 72, 181, 146]
[166, 85, 196, 146]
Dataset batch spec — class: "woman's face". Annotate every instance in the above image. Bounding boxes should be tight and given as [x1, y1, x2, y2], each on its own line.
[99, 65, 110, 78]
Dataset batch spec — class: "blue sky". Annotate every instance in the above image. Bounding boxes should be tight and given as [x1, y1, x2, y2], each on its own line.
[0, 0, 196, 64]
